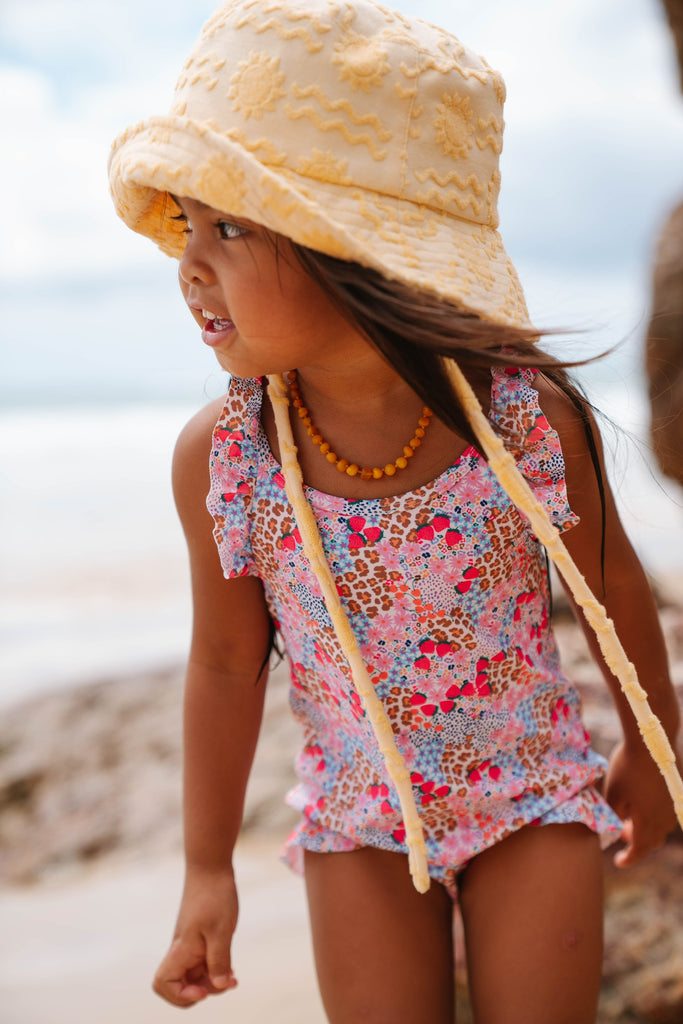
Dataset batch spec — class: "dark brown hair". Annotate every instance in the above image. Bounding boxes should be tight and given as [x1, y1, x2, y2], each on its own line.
[291, 244, 596, 453]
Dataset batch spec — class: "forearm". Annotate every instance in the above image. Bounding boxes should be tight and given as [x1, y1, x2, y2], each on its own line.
[574, 564, 680, 747]
[182, 658, 268, 870]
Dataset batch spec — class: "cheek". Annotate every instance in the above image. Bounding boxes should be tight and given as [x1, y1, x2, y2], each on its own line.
[271, 269, 329, 323]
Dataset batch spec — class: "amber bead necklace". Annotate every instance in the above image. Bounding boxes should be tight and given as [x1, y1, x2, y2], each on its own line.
[287, 370, 433, 481]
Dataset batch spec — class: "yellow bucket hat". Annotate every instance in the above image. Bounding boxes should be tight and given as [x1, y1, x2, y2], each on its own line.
[109, 0, 531, 330]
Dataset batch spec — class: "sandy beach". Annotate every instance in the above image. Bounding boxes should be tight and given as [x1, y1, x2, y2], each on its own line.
[0, 839, 325, 1024]
[1, 385, 682, 1024]
[1, 576, 683, 1023]
[0, 658, 326, 1024]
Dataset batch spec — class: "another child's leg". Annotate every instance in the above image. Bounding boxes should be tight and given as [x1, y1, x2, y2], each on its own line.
[304, 847, 454, 1024]
[459, 823, 603, 1024]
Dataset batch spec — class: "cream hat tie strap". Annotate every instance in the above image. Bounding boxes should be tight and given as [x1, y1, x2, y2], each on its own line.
[446, 363, 683, 830]
[267, 372, 431, 892]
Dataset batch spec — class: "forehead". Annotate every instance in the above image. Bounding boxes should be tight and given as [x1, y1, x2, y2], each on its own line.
[171, 194, 258, 229]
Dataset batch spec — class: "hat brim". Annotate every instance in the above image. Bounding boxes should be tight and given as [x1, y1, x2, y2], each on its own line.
[109, 115, 532, 330]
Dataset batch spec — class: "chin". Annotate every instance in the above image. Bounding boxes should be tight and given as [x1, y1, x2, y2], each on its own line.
[214, 353, 289, 380]
[214, 355, 260, 379]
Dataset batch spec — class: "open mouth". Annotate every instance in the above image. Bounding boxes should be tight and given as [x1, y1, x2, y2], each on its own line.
[202, 308, 234, 332]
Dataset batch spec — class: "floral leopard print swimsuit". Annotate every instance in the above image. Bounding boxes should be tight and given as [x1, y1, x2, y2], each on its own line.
[207, 367, 622, 894]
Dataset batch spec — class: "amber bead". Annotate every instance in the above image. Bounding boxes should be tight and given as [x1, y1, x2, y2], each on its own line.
[287, 371, 434, 483]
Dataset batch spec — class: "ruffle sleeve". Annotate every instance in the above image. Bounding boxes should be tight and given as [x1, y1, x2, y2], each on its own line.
[489, 367, 579, 534]
[206, 375, 263, 579]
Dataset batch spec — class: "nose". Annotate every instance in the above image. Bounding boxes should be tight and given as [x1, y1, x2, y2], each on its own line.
[178, 235, 215, 286]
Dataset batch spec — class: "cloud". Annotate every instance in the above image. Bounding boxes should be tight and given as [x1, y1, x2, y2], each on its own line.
[1, 0, 681, 300]
[2, 63, 128, 280]
[501, 104, 683, 273]
[0, 0, 217, 283]
[0, 0, 213, 91]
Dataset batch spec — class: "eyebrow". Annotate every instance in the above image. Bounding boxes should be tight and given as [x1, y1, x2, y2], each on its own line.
[169, 194, 256, 230]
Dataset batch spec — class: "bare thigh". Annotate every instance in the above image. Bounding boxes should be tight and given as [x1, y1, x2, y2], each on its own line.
[304, 847, 454, 1024]
[459, 823, 604, 1024]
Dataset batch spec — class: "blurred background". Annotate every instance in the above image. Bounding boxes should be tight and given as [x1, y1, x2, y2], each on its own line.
[1, 1, 682, 1021]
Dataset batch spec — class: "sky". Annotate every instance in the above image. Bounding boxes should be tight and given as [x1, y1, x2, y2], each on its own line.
[1, 0, 683, 700]
[2, 0, 683, 406]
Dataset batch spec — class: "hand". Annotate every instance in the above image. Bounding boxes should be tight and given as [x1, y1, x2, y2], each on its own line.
[153, 866, 239, 1007]
[604, 738, 681, 868]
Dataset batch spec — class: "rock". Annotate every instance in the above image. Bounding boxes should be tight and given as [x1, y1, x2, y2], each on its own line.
[0, 665, 183, 883]
[600, 842, 683, 1024]
[0, 610, 682, 1021]
[0, 659, 298, 884]
[645, 200, 683, 487]
[660, 0, 683, 92]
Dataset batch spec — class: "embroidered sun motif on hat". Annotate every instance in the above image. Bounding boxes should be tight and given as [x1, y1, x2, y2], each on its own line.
[108, 0, 533, 330]
[433, 92, 474, 160]
[298, 149, 352, 185]
[228, 50, 286, 119]
[333, 33, 391, 92]
[194, 154, 248, 213]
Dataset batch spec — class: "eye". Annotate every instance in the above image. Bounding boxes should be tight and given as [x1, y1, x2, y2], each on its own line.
[217, 220, 248, 240]
[170, 212, 191, 234]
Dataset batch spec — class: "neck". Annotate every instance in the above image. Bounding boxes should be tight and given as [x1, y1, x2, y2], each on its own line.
[294, 353, 416, 414]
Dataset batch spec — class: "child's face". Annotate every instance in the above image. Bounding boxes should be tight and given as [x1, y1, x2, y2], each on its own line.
[175, 197, 363, 379]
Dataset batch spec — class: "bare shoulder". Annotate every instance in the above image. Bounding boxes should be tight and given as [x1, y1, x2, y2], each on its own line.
[531, 372, 597, 460]
[171, 395, 271, 665]
[174, 396, 226, 469]
[172, 395, 227, 524]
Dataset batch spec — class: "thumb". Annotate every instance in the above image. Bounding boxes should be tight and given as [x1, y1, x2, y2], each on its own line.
[205, 931, 237, 991]
[613, 818, 634, 868]
[153, 938, 208, 1006]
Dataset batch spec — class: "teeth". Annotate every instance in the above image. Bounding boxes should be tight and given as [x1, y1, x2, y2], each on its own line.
[202, 308, 216, 319]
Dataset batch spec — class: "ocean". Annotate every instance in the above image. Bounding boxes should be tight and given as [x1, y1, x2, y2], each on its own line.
[0, 402, 197, 707]
[2, 365, 681, 711]
[2, 258, 682, 707]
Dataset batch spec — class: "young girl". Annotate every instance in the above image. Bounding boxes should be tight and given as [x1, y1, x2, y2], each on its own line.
[109, 2, 681, 1020]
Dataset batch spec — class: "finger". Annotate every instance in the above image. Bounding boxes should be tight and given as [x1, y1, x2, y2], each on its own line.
[205, 929, 237, 991]
[153, 974, 208, 1008]
[185, 962, 235, 996]
[613, 818, 665, 868]
[153, 963, 208, 1008]
[153, 940, 211, 1007]
[613, 818, 633, 868]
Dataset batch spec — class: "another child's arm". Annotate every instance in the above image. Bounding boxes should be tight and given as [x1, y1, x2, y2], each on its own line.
[153, 400, 273, 1007]
[539, 376, 681, 866]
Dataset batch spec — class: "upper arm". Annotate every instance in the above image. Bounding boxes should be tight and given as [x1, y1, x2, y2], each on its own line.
[173, 399, 271, 672]
[534, 374, 640, 600]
